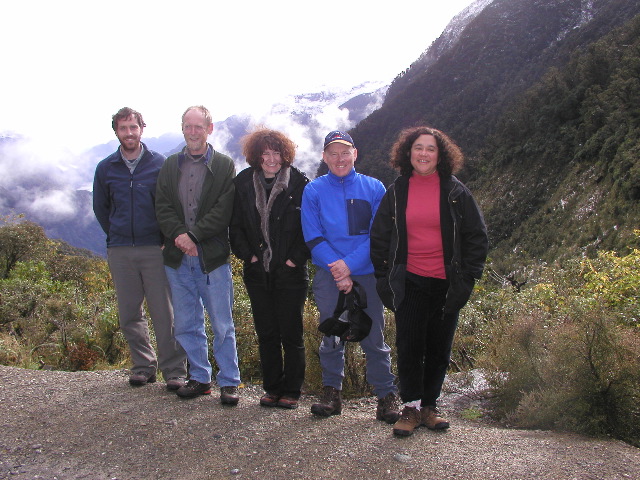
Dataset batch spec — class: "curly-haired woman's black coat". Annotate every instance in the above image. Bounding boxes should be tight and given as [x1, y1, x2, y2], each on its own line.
[230, 166, 310, 289]
[370, 174, 488, 313]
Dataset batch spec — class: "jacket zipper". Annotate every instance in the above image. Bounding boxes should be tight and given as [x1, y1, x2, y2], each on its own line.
[129, 171, 135, 246]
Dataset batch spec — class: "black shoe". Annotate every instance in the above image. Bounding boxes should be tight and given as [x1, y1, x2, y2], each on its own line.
[220, 386, 240, 406]
[165, 377, 187, 391]
[310, 386, 342, 417]
[376, 391, 401, 424]
[129, 371, 157, 386]
[176, 379, 212, 398]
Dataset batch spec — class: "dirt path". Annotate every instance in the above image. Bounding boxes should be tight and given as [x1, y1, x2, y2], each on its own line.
[0, 366, 638, 480]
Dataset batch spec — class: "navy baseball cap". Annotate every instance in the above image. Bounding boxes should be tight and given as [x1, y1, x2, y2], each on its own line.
[324, 131, 355, 149]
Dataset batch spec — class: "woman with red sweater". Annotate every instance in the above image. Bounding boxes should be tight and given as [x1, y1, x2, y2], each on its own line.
[370, 126, 488, 436]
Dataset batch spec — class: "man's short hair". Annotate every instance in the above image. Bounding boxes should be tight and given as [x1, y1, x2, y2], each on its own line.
[182, 106, 213, 127]
[112, 107, 145, 132]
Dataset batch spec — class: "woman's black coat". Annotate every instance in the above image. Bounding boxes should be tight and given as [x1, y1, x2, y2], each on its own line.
[230, 166, 310, 289]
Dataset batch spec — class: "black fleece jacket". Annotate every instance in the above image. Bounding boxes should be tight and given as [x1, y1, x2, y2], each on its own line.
[370, 174, 488, 313]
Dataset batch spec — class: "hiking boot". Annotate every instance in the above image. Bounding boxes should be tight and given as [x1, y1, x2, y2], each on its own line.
[129, 371, 156, 386]
[277, 396, 299, 409]
[421, 406, 450, 430]
[220, 386, 240, 406]
[176, 379, 212, 398]
[260, 393, 280, 407]
[376, 392, 401, 424]
[310, 386, 342, 417]
[393, 406, 422, 436]
[165, 377, 186, 391]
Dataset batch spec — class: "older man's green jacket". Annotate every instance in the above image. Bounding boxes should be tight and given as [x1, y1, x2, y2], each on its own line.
[155, 146, 236, 274]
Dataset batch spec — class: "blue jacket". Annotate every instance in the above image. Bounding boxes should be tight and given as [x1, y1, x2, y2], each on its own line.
[93, 143, 165, 247]
[301, 168, 385, 276]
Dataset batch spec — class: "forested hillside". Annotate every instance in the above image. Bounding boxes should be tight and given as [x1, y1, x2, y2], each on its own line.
[340, 0, 640, 266]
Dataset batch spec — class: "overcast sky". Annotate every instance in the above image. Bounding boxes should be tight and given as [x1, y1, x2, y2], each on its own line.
[1, 0, 475, 153]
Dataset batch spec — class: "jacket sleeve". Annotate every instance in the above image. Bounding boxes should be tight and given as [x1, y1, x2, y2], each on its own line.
[301, 182, 342, 271]
[92, 164, 111, 236]
[229, 185, 254, 263]
[460, 188, 489, 280]
[155, 159, 187, 241]
[370, 186, 394, 279]
[190, 159, 236, 242]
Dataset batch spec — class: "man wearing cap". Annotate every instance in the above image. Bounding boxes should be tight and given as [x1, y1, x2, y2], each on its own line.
[301, 131, 400, 422]
[93, 107, 187, 390]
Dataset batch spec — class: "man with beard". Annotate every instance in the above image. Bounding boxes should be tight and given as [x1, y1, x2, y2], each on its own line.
[93, 107, 187, 390]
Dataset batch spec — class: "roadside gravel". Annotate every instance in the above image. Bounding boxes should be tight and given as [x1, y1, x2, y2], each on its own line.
[1, 366, 638, 480]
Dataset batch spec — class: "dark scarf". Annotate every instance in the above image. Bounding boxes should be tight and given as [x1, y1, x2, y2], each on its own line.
[253, 167, 290, 271]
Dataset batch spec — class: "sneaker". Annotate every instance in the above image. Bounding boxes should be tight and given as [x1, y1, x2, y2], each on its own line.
[129, 371, 156, 386]
[165, 377, 187, 391]
[393, 406, 422, 436]
[421, 406, 450, 430]
[176, 379, 212, 398]
[277, 396, 299, 409]
[310, 386, 342, 417]
[260, 393, 280, 407]
[376, 392, 401, 424]
[220, 386, 240, 406]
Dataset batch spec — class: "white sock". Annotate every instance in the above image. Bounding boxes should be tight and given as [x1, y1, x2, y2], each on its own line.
[402, 400, 421, 410]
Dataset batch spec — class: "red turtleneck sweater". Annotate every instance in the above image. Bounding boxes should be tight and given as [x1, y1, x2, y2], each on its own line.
[406, 172, 446, 279]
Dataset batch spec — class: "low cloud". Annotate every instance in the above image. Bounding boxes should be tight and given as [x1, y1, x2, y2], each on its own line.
[0, 136, 95, 222]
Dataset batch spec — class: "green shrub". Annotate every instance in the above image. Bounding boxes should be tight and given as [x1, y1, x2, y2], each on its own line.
[478, 243, 640, 445]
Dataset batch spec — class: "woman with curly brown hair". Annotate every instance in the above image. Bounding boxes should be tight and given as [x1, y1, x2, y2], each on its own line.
[370, 126, 488, 435]
[229, 128, 310, 409]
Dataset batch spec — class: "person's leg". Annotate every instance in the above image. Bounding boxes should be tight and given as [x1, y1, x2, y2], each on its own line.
[421, 279, 457, 407]
[312, 268, 346, 390]
[246, 283, 284, 395]
[108, 247, 156, 376]
[394, 273, 431, 404]
[199, 263, 240, 387]
[353, 274, 397, 399]
[275, 286, 307, 399]
[138, 246, 186, 380]
[165, 256, 212, 384]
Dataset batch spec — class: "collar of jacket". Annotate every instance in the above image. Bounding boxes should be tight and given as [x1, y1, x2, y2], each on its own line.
[178, 143, 213, 168]
[326, 167, 357, 186]
[109, 142, 150, 164]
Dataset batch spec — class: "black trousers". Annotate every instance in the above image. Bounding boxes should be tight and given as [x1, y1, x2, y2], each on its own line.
[395, 272, 459, 406]
[245, 283, 307, 398]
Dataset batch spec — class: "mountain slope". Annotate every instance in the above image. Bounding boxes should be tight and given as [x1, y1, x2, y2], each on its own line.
[347, 0, 640, 263]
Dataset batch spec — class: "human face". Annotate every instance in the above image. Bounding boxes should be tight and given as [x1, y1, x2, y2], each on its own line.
[182, 109, 213, 155]
[260, 149, 282, 178]
[410, 134, 439, 176]
[323, 142, 357, 177]
[115, 115, 143, 156]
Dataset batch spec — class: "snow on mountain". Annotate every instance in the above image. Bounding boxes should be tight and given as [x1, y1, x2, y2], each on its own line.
[209, 81, 389, 176]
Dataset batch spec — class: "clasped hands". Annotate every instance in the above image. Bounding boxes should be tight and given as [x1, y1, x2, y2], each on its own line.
[175, 233, 198, 256]
[329, 259, 352, 293]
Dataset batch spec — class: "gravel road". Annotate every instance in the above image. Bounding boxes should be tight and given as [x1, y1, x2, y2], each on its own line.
[0, 366, 638, 480]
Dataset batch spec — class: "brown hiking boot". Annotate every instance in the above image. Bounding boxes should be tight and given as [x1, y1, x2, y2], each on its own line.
[421, 406, 450, 430]
[376, 392, 401, 424]
[310, 386, 342, 417]
[393, 406, 422, 436]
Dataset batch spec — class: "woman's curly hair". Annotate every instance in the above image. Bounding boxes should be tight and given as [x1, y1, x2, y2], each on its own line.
[241, 128, 297, 169]
[390, 126, 464, 177]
